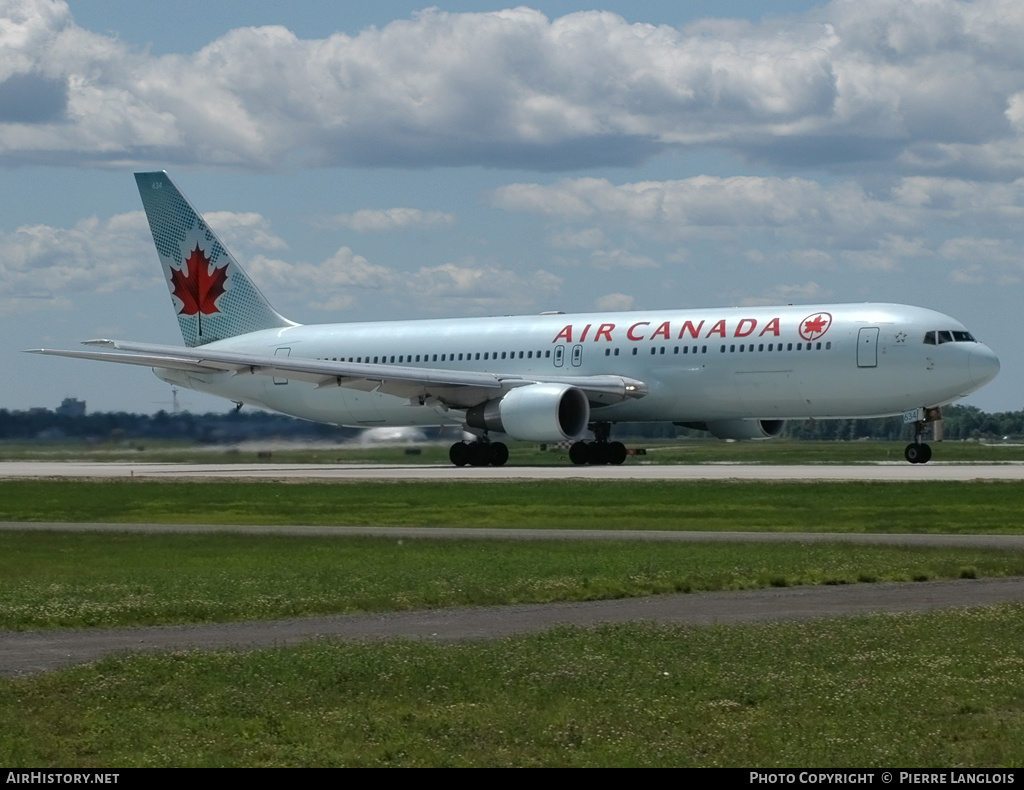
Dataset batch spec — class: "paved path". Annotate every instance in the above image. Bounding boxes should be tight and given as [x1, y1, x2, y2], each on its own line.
[4, 461, 1024, 480]
[4, 578, 1024, 677]
[4, 521, 1024, 549]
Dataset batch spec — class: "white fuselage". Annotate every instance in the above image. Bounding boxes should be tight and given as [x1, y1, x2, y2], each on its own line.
[154, 302, 999, 430]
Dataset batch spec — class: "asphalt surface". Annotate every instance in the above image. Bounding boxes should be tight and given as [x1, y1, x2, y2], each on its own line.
[4, 461, 1024, 480]
[4, 578, 1024, 677]
[4, 521, 1024, 549]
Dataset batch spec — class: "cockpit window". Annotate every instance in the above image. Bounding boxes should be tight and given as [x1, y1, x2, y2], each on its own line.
[924, 329, 976, 345]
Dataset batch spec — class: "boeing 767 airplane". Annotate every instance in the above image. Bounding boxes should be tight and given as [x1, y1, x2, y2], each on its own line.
[29, 172, 1000, 466]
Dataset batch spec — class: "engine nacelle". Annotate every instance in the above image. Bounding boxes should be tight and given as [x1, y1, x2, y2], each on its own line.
[465, 383, 590, 442]
[678, 419, 787, 440]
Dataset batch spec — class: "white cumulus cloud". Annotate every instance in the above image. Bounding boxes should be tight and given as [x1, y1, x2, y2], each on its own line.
[328, 208, 456, 232]
[0, 210, 151, 310]
[3, 0, 1024, 175]
[738, 281, 831, 306]
[0, 207, 286, 312]
[594, 292, 635, 311]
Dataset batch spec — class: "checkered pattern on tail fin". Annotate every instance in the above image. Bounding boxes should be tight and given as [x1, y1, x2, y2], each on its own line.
[135, 171, 293, 347]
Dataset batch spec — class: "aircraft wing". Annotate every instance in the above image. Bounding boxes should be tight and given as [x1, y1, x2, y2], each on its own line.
[27, 340, 648, 409]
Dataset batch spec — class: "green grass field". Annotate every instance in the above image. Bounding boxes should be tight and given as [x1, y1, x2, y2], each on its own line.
[2, 478, 1024, 532]
[3, 479, 1023, 630]
[2, 475, 1023, 766]
[3, 530, 1022, 629]
[3, 608, 1023, 767]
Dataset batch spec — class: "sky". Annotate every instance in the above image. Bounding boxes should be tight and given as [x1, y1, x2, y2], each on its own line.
[2, 0, 1023, 415]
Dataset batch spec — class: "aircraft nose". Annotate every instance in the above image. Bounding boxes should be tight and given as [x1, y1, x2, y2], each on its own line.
[969, 345, 1000, 387]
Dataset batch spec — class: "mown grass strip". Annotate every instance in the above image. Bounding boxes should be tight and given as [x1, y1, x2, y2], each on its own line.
[2, 479, 1024, 533]
[3, 607, 1023, 766]
[2, 530, 1023, 629]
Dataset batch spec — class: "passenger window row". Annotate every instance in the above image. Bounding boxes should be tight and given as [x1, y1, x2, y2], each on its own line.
[316, 350, 554, 364]
[606, 341, 833, 356]
[315, 341, 834, 364]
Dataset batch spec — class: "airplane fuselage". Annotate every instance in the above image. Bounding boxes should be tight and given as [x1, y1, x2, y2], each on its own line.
[30, 172, 1000, 466]
[155, 302, 998, 429]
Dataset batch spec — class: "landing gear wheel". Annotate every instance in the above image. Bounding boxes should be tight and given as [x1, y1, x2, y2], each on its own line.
[904, 443, 932, 464]
[489, 442, 509, 467]
[608, 441, 627, 466]
[569, 424, 629, 466]
[450, 438, 509, 467]
[468, 442, 491, 466]
[569, 441, 589, 465]
[449, 442, 469, 467]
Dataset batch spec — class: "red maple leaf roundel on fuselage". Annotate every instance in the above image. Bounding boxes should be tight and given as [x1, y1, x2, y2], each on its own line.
[170, 245, 228, 316]
[799, 311, 832, 341]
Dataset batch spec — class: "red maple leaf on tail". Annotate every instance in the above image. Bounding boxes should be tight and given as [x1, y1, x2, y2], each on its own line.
[170, 245, 228, 316]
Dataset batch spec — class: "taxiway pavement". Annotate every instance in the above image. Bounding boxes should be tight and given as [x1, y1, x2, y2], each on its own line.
[4, 521, 1024, 549]
[3, 461, 1024, 480]
[5, 578, 1024, 677]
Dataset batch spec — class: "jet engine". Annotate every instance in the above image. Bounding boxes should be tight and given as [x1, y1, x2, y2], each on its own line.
[465, 383, 590, 441]
[676, 419, 787, 440]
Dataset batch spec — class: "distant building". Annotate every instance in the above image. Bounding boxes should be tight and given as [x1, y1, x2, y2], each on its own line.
[56, 398, 86, 417]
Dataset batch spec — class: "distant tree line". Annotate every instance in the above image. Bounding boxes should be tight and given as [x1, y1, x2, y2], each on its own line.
[0, 408, 357, 443]
[617, 404, 1023, 442]
[780, 405, 1021, 442]
[0, 403, 1018, 443]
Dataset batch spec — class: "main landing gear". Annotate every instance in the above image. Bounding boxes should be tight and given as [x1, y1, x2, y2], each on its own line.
[904, 408, 941, 464]
[448, 423, 628, 467]
[569, 422, 628, 466]
[449, 437, 509, 467]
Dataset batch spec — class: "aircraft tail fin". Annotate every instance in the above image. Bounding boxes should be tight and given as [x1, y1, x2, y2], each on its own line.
[135, 171, 294, 347]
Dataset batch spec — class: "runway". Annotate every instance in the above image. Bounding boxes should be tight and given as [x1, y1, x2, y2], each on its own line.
[4, 460, 1024, 480]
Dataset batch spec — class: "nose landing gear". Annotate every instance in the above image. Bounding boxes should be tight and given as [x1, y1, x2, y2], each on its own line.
[904, 407, 941, 464]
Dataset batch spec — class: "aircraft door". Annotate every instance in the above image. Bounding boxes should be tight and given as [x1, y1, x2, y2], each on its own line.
[571, 344, 583, 367]
[553, 345, 564, 367]
[273, 347, 291, 384]
[857, 328, 879, 368]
